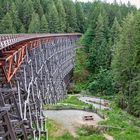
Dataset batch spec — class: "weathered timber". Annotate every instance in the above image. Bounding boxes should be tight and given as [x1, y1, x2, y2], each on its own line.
[0, 34, 81, 140]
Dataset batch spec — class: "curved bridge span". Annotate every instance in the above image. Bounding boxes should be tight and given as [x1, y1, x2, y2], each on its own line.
[0, 33, 81, 140]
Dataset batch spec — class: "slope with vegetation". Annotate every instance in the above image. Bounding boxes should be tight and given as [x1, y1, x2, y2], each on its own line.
[80, 0, 140, 117]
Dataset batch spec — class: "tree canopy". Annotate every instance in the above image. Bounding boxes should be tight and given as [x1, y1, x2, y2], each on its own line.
[0, 0, 86, 33]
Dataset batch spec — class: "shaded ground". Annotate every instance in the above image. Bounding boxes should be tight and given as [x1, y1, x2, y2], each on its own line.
[44, 110, 103, 137]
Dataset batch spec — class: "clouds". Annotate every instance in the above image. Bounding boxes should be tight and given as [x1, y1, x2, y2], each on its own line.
[75, 0, 140, 8]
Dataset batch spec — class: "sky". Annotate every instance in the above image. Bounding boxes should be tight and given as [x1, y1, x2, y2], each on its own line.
[75, 0, 140, 8]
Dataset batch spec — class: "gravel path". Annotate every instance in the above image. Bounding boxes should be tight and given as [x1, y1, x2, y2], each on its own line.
[44, 110, 103, 136]
[78, 96, 110, 110]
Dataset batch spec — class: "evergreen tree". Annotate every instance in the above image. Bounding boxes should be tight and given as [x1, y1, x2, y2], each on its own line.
[0, 1, 4, 20]
[108, 17, 121, 65]
[75, 1, 85, 33]
[20, 24, 26, 33]
[88, 68, 114, 95]
[40, 0, 49, 13]
[110, 17, 121, 45]
[40, 15, 48, 33]
[54, 0, 66, 32]
[112, 13, 140, 116]
[28, 12, 40, 33]
[82, 27, 94, 52]
[1, 0, 13, 16]
[0, 12, 15, 33]
[46, 0, 59, 33]
[10, 2, 22, 33]
[21, 0, 34, 31]
[82, 1, 103, 52]
[33, 0, 44, 18]
[62, 0, 77, 32]
[89, 14, 109, 72]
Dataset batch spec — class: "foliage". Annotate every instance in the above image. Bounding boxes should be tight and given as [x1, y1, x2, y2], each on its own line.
[88, 14, 110, 72]
[80, 0, 139, 117]
[0, 12, 15, 33]
[88, 69, 115, 95]
[63, 96, 85, 106]
[78, 127, 101, 136]
[54, 0, 66, 32]
[40, 14, 48, 33]
[28, 12, 40, 33]
[81, 27, 94, 52]
[73, 48, 89, 92]
[21, 0, 34, 31]
[47, 0, 59, 33]
[44, 95, 93, 110]
[75, 1, 85, 33]
[62, 0, 77, 32]
[99, 103, 140, 140]
[33, 0, 44, 18]
[112, 13, 140, 116]
[82, 0, 136, 72]
[0, 0, 86, 33]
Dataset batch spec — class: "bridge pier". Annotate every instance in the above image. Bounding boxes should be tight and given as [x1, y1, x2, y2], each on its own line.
[0, 34, 81, 139]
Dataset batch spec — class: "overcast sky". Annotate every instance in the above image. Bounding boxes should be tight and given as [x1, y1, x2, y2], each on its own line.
[75, 0, 140, 8]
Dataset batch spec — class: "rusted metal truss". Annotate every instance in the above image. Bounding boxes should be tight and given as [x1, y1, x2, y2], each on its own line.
[0, 34, 81, 140]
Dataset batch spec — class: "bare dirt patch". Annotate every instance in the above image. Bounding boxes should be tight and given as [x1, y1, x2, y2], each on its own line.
[44, 110, 103, 137]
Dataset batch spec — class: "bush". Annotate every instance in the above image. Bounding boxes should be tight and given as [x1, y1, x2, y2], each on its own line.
[88, 69, 115, 95]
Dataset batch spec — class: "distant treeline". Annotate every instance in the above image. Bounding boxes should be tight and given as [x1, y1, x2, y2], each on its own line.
[0, 0, 88, 33]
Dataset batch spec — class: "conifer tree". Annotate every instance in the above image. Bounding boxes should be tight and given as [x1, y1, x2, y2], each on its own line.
[89, 14, 109, 72]
[40, 15, 48, 33]
[21, 0, 34, 31]
[82, 27, 94, 52]
[110, 17, 121, 45]
[0, 12, 15, 33]
[33, 0, 44, 18]
[28, 12, 40, 33]
[47, 0, 59, 33]
[40, 0, 49, 13]
[10, 3, 22, 33]
[1, 0, 13, 16]
[75, 1, 85, 33]
[20, 24, 26, 33]
[54, 0, 66, 32]
[0, 1, 4, 20]
[62, 0, 77, 32]
[112, 13, 140, 116]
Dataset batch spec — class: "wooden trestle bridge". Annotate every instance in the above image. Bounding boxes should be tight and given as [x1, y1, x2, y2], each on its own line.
[0, 33, 81, 140]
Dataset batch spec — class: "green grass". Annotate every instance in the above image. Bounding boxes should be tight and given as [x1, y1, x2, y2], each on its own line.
[47, 119, 106, 140]
[99, 103, 140, 140]
[77, 127, 106, 140]
[44, 95, 93, 110]
[63, 96, 88, 107]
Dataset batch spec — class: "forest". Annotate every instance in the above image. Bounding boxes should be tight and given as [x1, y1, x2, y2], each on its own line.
[0, 0, 86, 33]
[80, 0, 140, 117]
[0, 0, 139, 117]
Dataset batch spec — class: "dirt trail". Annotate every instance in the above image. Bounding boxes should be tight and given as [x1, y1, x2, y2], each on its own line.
[44, 96, 114, 139]
[79, 96, 110, 110]
[104, 134, 114, 140]
[44, 110, 103, 137]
